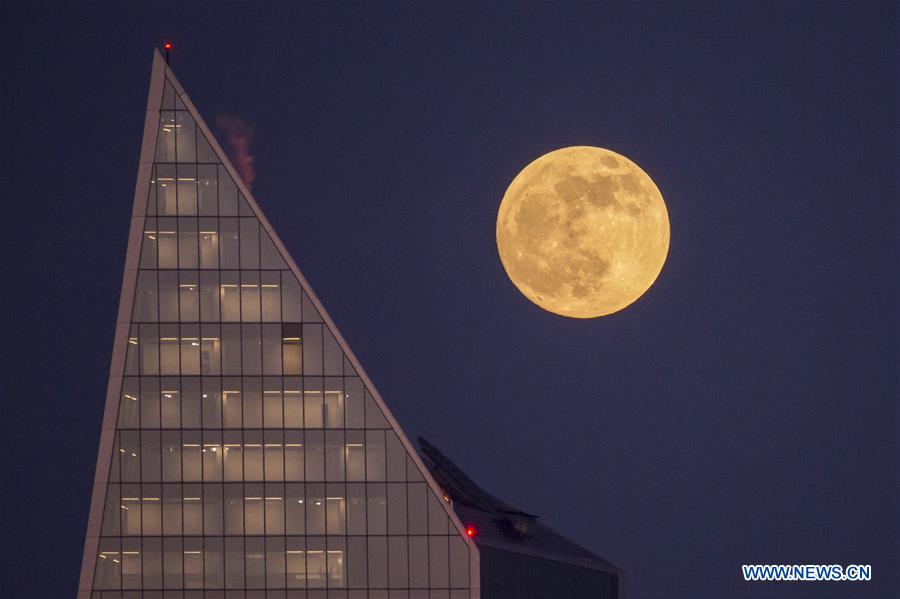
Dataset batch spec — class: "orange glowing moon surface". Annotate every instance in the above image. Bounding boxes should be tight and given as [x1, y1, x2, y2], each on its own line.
[496, 146, 670, 318]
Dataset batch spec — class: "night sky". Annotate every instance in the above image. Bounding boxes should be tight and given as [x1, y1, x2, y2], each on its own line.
[2, 3, 898, 598]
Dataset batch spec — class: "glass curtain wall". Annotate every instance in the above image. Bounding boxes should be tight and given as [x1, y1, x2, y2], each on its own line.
[89, 74, 472, 599]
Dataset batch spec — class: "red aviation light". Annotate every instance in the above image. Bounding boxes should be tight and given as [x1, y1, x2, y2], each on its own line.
[163, 42, 173, 50]
[466, 526, 477, 538]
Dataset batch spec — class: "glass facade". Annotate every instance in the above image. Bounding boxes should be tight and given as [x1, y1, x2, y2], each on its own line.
[84, 59, 474, 599]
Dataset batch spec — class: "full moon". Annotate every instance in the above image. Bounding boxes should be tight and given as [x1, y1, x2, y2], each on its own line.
[496, 146, 669, 318]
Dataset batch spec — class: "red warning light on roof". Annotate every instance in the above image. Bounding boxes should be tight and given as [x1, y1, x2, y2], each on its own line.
[466, 526, 476, 538]
[163, 42, 173, 50]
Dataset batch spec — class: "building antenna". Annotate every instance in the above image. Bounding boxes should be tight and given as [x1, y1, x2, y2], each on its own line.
[163, 42, 173, 65]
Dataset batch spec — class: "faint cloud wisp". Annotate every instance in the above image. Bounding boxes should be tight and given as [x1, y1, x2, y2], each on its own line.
[216, 114, 256, 190]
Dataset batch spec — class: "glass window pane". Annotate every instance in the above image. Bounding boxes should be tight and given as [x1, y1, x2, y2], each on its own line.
[302, 324, 322, 375]
[367, 537, 387, 589]
[156, 164, 177, 215]
[242, 324, 262, 375]
[408, 537, 428, 588]
[326, 484, 346, 535]
[203, 430, 223, 482]
[199, 217, 219, 268]
[345, 431, 365, 482]
[163, 537, 183, 589]
[183, 484, 202, 534]
[162, 484, 181, 535]
[265, 431, 285, 481]
[306, 430, 324, 481]
[139, 324, 159, 375]
[101, 484, 121, 535]
[178, 217, 199, 269]
[219, 218, 239, 268]
[140, 218, 158, 268]
[347, 536, 367, 589]
[156, 111, 177, 162]
[121, 537, 142, 589]
[367, 483, 386, 535]
[179, 272, 199, 321]
[307, 537, 326, 589]
[177, 165, 198, 215]
[260, 230, 286, 269]
[201, 323, 221, 375]
[386, 432, 406, 482]
[182, 431, 202, 482]
[221, 325, 241, 375]
[261, 272, 281, 321]
[285, 483, 306, 535]
[225, 537, 244, 589]
[160, 379, 180, 428]
[262, 327, 282, 375]
[159, 324, 180, 375]
[175, 111, 197, 162]
[264, 378, 283, 427]
[134, 271, 158, 321]
[407, 483, 427, 535]
[281, 275, 302, 321]
[265, 482, 285, 534]
[347, 483, 366, 535]
[224, 483, 244, 535]
[204, 536, 224, 589]
[220, 271, 240, 321]
[302, 290, 323, 322]
[218, 166, 238, 215]
[141, 485, 162, 534]
[285, 429, 304, 480]
[120, 431, 141, 482]
[282, 323, 302, 375]
[345, 378, 364, 429]
[241, 271, 261, 321]
[197, 164, 218, 215]
[223, 430, 243, 481]
[365, 391, 389, 429]
[428, 537, 449, 588]
[284, 381, 302, 428]
[449, 535, 469, 588]
[245, 537, 265, 589]
[140, 377, 160, 428]
[266, 536, 286, 589]
[240, 218, 260, 269]
[323, 329, 342, 375]
[158, 271, 178, 322]
[388, 537, 408, 589]
[183, 537, 203, 589]
[243, 377, 262, 428]
[200, 271, 220, 322]
[328, 537, 347, 588]
[120, 484, 141, 534]
[141, 430, 161, 482]
[245, 484, 265, 535]
[365, 431, 385, 482]
[157, 218, 178, 268]
[387, 483, 407, 535]
[324, 379, 343, 429]
[202, 377, 222, 428]
[180, 324, 200, 375]
[244, 431, 263, 481]
[118, 378, 140, 429]
[286, 537, 306, 589]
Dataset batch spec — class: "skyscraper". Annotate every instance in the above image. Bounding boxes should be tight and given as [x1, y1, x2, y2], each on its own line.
[78, 50, 477, 599]
[80, 49, 621, 599]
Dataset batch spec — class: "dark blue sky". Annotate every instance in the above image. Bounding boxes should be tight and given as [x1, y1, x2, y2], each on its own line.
[2, 3, 897, 598]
